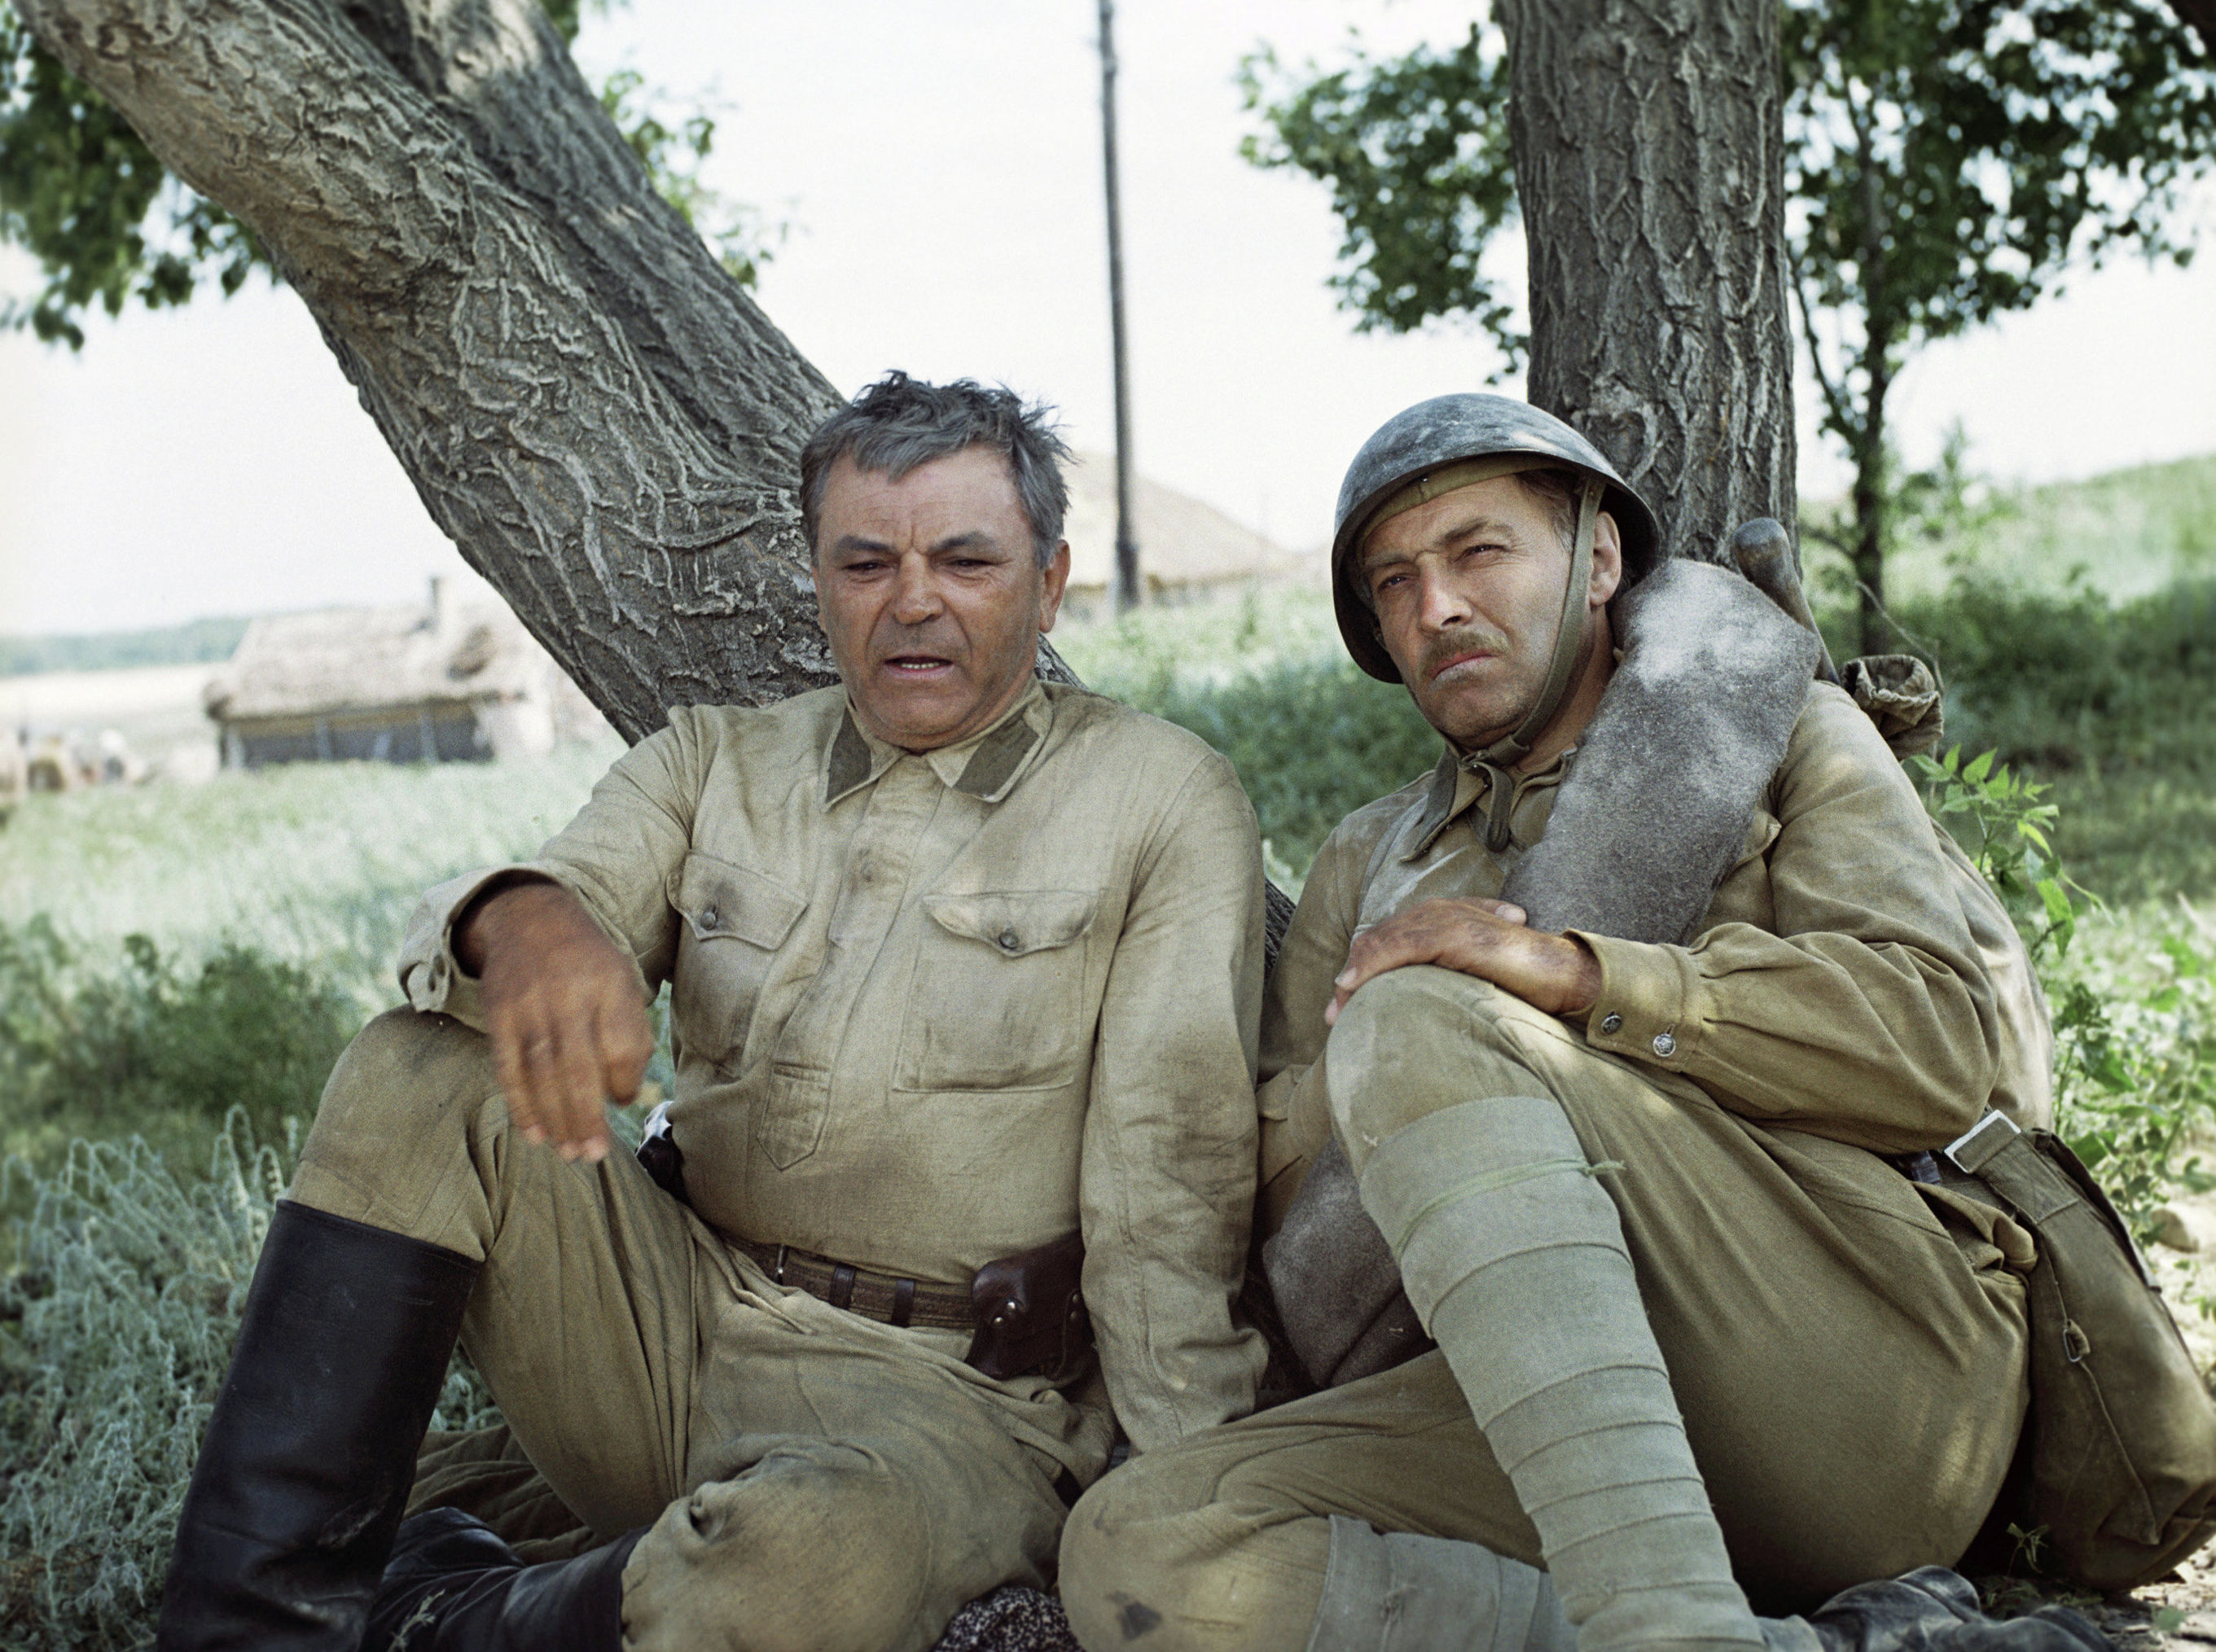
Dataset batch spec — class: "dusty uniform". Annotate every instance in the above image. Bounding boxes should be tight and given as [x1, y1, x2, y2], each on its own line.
[294, 681, 1267, 1651]
[1060, 683, 2051, 1649]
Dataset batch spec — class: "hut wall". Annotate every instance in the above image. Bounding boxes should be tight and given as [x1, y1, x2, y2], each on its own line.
[221, 703, 489, 769]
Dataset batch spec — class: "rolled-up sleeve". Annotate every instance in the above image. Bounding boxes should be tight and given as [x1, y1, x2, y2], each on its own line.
[395, 716, 703, 1030]
[1080, 752, 1269, 1451]
[1575, 688, 2003, 1155]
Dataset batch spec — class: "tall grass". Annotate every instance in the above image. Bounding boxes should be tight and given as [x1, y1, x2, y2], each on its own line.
[0, 736, 624, 1014]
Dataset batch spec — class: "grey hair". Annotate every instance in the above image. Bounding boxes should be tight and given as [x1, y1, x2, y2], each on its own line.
[799, 371, 1073, 568]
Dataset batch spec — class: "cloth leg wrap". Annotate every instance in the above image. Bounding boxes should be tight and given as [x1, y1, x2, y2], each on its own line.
[1307, 1514, 1578, 1652]
[1359, 1098, 1762, 1652]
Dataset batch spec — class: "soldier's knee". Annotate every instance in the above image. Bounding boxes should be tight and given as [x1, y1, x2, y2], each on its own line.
[316, 1007, 496, 1132]
[1325, 966, 1534, 1149]
[1060, 1457, 1254, 1652]
[626, 1442, 930, 1652]
[292, 1009, 501, 1233]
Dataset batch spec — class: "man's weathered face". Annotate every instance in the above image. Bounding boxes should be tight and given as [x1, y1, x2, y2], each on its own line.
[1358, 474, 1621, 750]
[814, 446, 1071, 752]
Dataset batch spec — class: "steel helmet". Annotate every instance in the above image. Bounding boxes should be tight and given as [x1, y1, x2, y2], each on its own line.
[1331, 393, 1661, 686]
[1330, 396, 1662, 844]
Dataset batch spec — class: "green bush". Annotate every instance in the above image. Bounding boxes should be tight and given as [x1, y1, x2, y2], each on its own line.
[1887, 577, 2216, 904]
[1919, 746, 2216, 1250]
[0, 918, 361, 1172]
[1902, 577, 2216, 778]
[1134, 657, 1442, 883]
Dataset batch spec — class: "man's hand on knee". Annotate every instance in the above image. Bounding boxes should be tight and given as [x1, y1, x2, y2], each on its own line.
[1326, 897, 1603, 1027]
[455, 880, 655, 1163]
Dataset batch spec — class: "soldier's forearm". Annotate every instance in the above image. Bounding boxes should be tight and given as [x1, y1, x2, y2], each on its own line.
[451, 874, 565, 976]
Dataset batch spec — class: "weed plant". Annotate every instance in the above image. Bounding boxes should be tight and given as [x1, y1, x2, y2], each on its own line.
[0, 1117, 494, 1648]
[1916, 747, 2216, 1249]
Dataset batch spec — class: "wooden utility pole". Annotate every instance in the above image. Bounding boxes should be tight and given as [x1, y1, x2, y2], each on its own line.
[1097, 0, 1141, 614]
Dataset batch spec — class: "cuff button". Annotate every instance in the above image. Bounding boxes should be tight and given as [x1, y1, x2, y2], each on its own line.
[1599, 1012, 1623, 1035]
[1652, 1031, 1678, 1058]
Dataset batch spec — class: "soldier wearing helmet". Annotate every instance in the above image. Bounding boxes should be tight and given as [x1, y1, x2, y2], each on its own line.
[1059, 396, 2078, 1652]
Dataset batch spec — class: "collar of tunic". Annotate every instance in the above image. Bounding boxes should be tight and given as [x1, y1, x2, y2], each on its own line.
[823, 679, 1052, 808]
[1402, 742, 1578, 862]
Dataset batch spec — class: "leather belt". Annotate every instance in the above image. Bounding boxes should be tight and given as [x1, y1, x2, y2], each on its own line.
[733, 1236, 976, 1332]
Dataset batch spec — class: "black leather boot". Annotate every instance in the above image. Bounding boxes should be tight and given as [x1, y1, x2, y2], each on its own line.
[362, 1508, 642, 1651]
[1777, 1567, 2112, 1652]
[156, 1200, 480, 1651]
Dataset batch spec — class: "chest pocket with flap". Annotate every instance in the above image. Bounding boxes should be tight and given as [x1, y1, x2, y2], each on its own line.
[896, 891, 1099, 1093]
[669, 852, 807, 1070]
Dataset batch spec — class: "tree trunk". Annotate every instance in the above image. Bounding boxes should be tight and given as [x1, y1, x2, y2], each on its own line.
[13, 0, 1078, 745]
[1495, 0, 1797, 567]
[1850, 365, 1893, 659]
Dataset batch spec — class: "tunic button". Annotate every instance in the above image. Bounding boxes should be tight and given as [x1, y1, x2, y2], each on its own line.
[1652, 1031, 1678, 1058]
[998, 929, 1020, 952]
[700, 906, 719, 928]
[1599, 1012, 1622, 1035]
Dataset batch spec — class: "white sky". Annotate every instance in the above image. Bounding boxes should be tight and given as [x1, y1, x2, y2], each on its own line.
[2, 0, 2212, 635]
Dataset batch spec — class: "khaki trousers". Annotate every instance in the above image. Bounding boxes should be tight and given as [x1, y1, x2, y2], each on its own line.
[292, 1009, 1112, 1652]
[1060, 967, 2030, 1652]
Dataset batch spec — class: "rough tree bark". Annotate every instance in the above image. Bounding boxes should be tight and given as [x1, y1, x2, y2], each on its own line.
[14, 0, 1080, 746]
[1495, 0, 1798, 567]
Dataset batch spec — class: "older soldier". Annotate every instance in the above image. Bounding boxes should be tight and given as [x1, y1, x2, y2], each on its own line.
[158, 374, 1266, 1652]
[1059, 397, 2098, 1652]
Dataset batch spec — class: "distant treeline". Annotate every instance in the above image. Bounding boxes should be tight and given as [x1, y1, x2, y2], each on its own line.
[1, 617, 249, 677]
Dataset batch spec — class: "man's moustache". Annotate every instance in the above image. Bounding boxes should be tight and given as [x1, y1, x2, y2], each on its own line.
[1418, 629, 1512, 681]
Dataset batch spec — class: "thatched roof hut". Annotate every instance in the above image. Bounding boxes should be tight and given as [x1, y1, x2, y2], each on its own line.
[1060, 452, 1312, 608]
[204, 580, 604, 769]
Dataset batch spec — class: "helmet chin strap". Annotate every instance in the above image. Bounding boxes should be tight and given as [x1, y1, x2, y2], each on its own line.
[1468, 477, 1602, 853]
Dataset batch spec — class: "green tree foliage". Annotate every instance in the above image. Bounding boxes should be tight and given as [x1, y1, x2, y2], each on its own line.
[0, 0, 779, 347]
[0, 616, 248, 676]
[0, 3, 261, 346]
[1236, 30, 1521, 366]
[1784, 0, 2216, 653]
[1241, 3, 2216, 653]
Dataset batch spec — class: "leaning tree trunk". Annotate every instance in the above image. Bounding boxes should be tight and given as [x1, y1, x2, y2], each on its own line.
[14, 0, 1079, 745]
[1495, 0, 1798, 567]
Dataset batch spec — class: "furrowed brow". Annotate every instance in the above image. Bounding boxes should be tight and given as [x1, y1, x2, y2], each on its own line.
[930, 531, 1005, 555]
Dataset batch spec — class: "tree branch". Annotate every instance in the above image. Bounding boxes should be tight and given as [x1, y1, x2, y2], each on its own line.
[15, 0, 1081, 737]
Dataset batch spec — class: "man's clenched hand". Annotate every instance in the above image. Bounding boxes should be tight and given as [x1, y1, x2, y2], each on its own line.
[455, 880, 655, 1163]
[1325, 896, 1603, 1028]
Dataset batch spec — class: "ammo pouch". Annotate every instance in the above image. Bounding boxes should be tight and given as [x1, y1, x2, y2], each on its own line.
[965, 1229, 1092, 1384]
[1946, 1110, 2216, 1589]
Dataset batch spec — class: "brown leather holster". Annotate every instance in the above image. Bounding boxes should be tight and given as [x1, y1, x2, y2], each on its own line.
[964, 1229, 1092, 1384]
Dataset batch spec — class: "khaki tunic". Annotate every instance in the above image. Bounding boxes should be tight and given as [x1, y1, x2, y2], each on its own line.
[1257, 680, 2051, 1231]
[393, 679, 1269, 1452]
[1058, 681, 2047, 1650]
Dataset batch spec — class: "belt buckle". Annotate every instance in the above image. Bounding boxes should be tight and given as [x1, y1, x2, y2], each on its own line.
[1945, 1110, 2019, 1174]
[774, 1243, 789, 1285]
